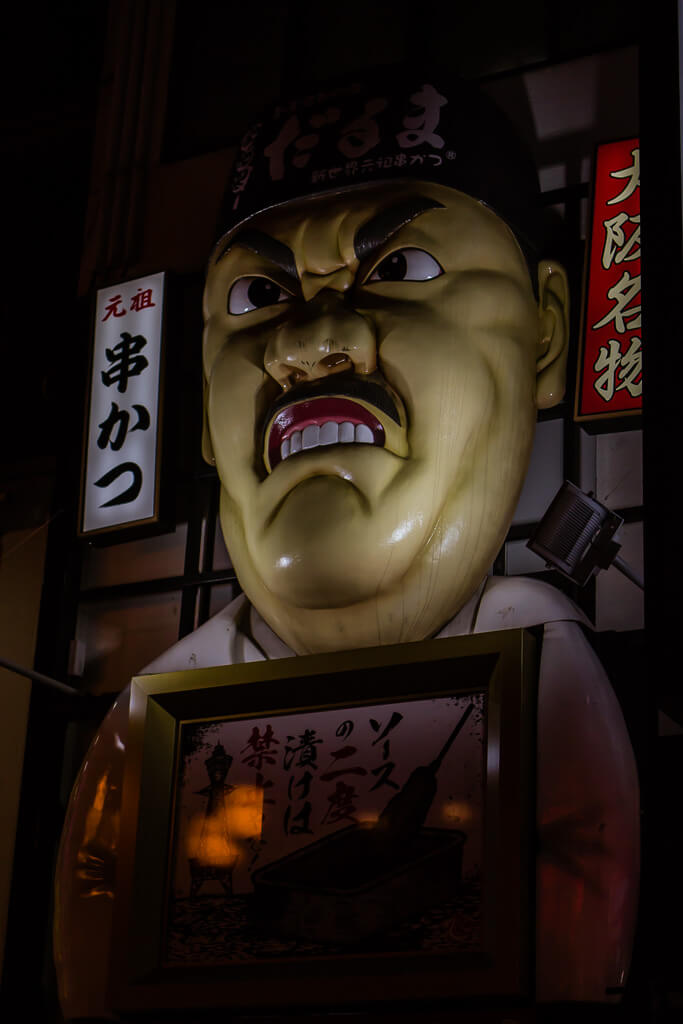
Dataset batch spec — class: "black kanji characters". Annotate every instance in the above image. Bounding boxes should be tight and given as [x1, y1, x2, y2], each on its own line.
[283, 729, 323, 836]
[94, 332, 150, 508]
[101, 332, 149, 393]
[283, 728, 323, 771]
[321, 781, 358, 825]
[241, 724, 280, 771]
[93, 462, 143, 507]
[97, 402, 150, 451]
[368, 712, 403, 791]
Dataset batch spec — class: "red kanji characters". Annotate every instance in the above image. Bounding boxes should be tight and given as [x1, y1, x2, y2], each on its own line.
[130, 287, 156, 312]
[101, 294, 126, 321]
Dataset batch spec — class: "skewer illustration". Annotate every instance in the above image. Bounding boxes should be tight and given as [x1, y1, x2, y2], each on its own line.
[373, 701, 476, 852]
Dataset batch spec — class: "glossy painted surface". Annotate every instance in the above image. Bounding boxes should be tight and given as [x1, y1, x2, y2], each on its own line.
[54, 581, 639, 1014]
[203, 181, 568, 654]
[55, 178, 642, 1022]
[54, 691, 129, 1020]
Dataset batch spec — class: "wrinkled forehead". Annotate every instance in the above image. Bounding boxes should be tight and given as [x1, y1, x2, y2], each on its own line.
[247, 186, 439, 276]
[215, 71, 542, 263]
[213, 182, 416, 263]
[210, 181, 528, 280]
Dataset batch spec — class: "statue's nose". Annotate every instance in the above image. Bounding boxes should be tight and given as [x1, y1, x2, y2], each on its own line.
[263, 293, 377, 391]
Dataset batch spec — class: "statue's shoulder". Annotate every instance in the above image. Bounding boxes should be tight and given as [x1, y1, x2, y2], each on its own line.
[140, 592, 263, 674]
[473, 575, 590, 634]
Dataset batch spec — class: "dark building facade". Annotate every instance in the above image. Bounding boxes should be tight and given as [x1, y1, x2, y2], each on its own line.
[1, 1, 681, 1019]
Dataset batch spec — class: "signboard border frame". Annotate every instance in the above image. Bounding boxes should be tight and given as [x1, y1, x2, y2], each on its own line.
[574, 136, 642, 424]
[110, 628, 537, 1014]
[78, 270, 168, 538]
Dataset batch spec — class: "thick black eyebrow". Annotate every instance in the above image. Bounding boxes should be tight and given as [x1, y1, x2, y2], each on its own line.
[216, 228, 299, 282]
[354, 196, 444, 263]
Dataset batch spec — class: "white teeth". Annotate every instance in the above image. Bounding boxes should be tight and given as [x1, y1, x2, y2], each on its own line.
[278, 420, 376, 462]
[302, 424, 320, 449]
[320, 421, 338, 445]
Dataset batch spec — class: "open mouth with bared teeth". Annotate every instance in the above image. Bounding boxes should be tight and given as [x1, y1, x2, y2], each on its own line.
[262, 379, 408, 473]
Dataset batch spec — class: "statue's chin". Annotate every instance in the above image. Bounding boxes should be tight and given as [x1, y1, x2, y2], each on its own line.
[243, 480, 424, 610]
[235, 541, 491, 657]
[241, 553, 388, 610]
[222, 474, 518, 652]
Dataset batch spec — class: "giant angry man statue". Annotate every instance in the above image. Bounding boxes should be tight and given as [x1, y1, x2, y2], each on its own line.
[203, 179, 567, 652]
[55, 71, 639, 1018]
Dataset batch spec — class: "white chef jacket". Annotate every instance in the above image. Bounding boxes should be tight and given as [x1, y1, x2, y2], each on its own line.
[54, 576, 639, 1017]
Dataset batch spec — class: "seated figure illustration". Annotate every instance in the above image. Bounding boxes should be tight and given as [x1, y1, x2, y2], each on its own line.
[55, 70, 639, 1018]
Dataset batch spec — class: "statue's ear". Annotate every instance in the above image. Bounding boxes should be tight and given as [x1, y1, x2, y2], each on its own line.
[202, 381, 216, 465]
[536, 261, 569, 409]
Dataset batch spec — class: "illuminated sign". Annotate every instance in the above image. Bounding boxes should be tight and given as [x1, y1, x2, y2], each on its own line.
[80, 273, 165, 535]
[576, 138, 641, 420]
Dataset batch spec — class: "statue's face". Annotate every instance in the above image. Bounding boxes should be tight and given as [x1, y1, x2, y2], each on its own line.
[203, 181, 567, 653]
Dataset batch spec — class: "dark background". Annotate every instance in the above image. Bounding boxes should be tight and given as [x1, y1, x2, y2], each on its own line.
[1, 1, 681, 1022]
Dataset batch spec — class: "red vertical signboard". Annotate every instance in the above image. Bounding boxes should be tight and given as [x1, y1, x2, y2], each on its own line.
[576, 138, 641, 419]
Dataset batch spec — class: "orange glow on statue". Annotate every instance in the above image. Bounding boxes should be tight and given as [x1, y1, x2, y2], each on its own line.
[55, 70, 638, 1017]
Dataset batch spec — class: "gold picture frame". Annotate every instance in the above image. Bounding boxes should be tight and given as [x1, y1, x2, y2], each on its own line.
[110, 628, 537, 1014]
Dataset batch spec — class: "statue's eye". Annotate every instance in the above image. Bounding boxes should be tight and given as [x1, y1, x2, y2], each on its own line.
[367, 248, 443, 283]
[228, 276, 291, 315]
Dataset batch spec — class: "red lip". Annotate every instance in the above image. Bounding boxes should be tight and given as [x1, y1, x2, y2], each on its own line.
[266, 397, 385, 470]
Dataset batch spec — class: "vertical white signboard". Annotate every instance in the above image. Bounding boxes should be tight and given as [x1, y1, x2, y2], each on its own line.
[81, 273, 165, 535]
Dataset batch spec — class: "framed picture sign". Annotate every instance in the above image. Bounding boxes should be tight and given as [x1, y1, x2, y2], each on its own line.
[110, 629, 537, 1014]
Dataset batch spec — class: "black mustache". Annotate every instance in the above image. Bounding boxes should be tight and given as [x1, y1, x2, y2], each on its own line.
[266, 376, 401, 426]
